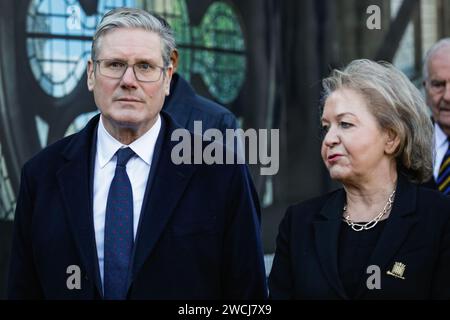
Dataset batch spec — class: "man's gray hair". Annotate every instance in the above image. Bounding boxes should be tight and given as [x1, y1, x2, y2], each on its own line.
[91, 7, 176, 67]
[322, 59, 434, 183]
[423, 38, 450, 80]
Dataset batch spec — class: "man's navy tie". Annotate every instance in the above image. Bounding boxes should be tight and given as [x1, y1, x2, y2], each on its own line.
[104, 147, 135, 299]
[438, 138, 450, 196]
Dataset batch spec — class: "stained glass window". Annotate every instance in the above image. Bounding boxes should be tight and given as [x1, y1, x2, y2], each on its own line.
[192, 2, 246, 104]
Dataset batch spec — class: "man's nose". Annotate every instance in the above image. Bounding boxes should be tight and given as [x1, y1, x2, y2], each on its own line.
[120, 66, 138, 89]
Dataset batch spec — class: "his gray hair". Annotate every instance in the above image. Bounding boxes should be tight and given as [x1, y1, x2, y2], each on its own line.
[91, 7, 176, 67]
[423, 38, 450, 80]
[322, 59, 433, 183]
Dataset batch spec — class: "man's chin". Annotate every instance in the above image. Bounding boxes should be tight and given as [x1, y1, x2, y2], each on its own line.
[105, 113, 141, 129]
[102, 111, 158, 132]
[113, 118, 141, 129]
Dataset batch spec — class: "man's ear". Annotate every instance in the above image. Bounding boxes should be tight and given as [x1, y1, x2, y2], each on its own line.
[87, 59, 95, 91]
[164, 64, 174, 96]
[170, 49, 179, 72]
[385, 129, 401, 155]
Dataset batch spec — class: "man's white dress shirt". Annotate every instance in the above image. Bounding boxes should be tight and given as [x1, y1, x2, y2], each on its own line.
[434, 123, 449, 181]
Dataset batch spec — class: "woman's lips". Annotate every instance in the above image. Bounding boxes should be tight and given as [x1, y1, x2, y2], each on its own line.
[327, 154, 343, 163]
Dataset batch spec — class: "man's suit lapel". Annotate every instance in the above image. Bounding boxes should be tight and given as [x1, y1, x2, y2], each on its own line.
[313, 190, 349, 299]
[128, 113, 198, 290]
[56, 114, 103, 297]
[354, 175, 419, 298]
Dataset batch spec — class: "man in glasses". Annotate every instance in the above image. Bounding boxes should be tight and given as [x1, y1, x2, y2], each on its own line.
[8, 7, 266, 300]
[423, 39, 450, 196]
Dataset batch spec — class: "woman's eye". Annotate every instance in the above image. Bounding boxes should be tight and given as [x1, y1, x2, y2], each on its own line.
[340, 122, 352, 128]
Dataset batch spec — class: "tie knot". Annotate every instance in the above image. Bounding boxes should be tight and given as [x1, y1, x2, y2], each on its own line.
[116, 147, 135, 167]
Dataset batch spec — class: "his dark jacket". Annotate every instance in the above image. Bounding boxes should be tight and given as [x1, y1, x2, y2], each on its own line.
[8, 112, 267, 299]
[269, 175, 450, 299]
[421, 177, 438, 190]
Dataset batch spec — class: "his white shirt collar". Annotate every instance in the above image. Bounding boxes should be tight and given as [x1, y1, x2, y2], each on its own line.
[97, 114, 161, 168]
[435, 122, 448, 150]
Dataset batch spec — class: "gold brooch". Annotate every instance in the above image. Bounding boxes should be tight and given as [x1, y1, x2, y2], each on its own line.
[387, 262, 406, 280]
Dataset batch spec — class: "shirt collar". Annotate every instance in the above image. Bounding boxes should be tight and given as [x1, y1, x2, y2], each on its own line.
[435, 122, 449, 149]
[97, 114, 161, 168]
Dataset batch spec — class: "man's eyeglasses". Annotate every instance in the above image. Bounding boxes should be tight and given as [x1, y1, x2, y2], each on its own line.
[94, 59, 167, 82]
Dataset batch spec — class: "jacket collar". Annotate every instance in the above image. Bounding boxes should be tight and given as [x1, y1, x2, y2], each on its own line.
[162, 73, 196, 128]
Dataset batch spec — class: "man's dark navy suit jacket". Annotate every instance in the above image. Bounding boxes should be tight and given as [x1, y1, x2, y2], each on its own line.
[8, 112, 267, 299]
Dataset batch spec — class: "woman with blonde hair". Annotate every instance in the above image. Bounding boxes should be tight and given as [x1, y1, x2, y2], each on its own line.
[269, 59, 450, 299]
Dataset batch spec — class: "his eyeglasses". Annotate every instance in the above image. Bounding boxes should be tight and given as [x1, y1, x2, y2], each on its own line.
[95, 59, 167, 82]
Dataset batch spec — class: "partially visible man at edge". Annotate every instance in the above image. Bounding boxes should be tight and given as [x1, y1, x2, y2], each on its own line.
[422, 38, 450, 196]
